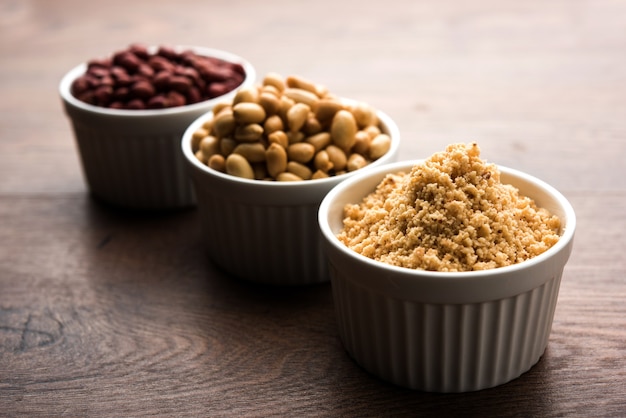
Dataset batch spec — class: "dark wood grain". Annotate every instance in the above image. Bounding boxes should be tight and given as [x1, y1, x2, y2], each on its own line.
[1, 0, 625, 416]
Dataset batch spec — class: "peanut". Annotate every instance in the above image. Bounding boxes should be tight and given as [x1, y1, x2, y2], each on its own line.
[225, 153, 254, 179]
[369, 134, 392, 160]
[191, 73, 393, 181]
[288, 142, 316, 164]
[331, 110, 357, 152]
[287, 103, 310, 133]
[233, 102, 266, 124]
[266, 143, 288, 178]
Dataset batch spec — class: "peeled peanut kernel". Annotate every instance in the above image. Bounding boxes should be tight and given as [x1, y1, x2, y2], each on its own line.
[331, 110, 357, 152]
[347, 153, 367, 171]
[194, 73, 392, 182]
[305, 132, 331, 152]
[286, 75, 319, 96]
[268, 130, 289, 148]
[351, 102, 378, 128]
[314, 150, 334, 172]
[213, 109, 236, 138]
[312, 170, 329, 180]
[195, 150, 207, 164]
[315, 99, 343, 123]
[233, 142, 266, 163]
[369, 133, 392, 160]
[208, 154, 225, 172]
[259, 92, 281, 115]
[263, 72, 286, 92]
[287, 131, 305, 144]
[212, 102, 230, 116]
[266, 142, 288, 178]
[262, 84, 281, 96]
[287, 103, 310, 132]
[278, 95, 295, 121]
[287, 142, 316, 164]
[234, 123, 263, 142]
[326, 145, 347, 171]
[364, 125, 381, 139]
[253, 163, 268, 180]
[233, 102, 266, 124]
[233, 86, 259, 104]
[303, 115, 322, 135]
[192, 127, 208, 150]
[352, 130, 371, 155]
[264, 115, 284, 135]
[200, 135, 220, 159]
[225, 153, 254, 179]
[287, 161, 312, 180]
[283, 88, 319, 109]
[220, 137, 236, 156]
[277, 172, 303, 182]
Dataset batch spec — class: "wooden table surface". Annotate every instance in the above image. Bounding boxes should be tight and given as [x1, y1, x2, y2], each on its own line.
[1, 0, 625, 416]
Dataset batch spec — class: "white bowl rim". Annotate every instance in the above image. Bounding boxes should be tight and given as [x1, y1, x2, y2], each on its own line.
[180, 102, 401, 190]
[59, 45, 256, 118]
[318, 158, 577, 280]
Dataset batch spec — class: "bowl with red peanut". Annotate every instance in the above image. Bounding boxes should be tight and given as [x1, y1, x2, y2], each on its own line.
[60, 44, 255, 210]
[181, 73, 400, 285]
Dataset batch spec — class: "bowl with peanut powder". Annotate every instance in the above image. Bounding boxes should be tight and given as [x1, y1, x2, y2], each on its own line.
[181, 73, 400, 285]
[318, 143, 576, 392]
[60, 44, 255, 209]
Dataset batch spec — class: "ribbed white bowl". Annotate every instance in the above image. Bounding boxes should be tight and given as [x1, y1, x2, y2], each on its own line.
[60, 46, 256, 210]
[318, 160, 576, 392]
[181, 107, 400, 285]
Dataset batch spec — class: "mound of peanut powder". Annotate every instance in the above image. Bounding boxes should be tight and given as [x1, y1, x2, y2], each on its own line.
[337, 143, 561, 272]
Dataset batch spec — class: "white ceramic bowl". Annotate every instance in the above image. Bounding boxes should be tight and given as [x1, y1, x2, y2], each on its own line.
[318, 160, 576, 392]
[181, 107, 400, 286]
[60, 46, 256, 210]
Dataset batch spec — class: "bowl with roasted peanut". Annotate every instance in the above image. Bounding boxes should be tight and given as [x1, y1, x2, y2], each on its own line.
[60, 44, 255, 210]
[181, 73, 400, 285]
[318, 143, 576, 392]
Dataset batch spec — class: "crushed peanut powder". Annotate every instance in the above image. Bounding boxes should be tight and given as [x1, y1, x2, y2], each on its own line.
[337, 143, 561, 271]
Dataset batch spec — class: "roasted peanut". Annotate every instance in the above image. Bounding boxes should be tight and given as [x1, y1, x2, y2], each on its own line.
[233, 86, 259, 104]
[331, 110, 357, 152]
[369, 134, 392, 160]
[286, 75, 318, 95]
[259, 91, 281, 115]
[305, 132, 331, 152]
[264, 115, 284, 135]
[208, 154, 225, 172]
[192, 72, 393, 181]
[352, 130, 371, 155]
[315, 99, 343, 123]
[200, 135, 220, 159]
[326, 145, 347, 171]
[233, 102, 266, 124]
[283, 88, 319, 109]
[225, 153, 254, 179]
[268, 130, 289, 148]
[287, 103, 310, 133]
[347, 153, 367, 171]
[287, 161, 313, 180]
[234, 123, 264, 142]
[213, 108, 236, 138]
[314, 150, 334, 172]
[287, 142, 316, 164]
[263, 72, 286, 92]
[277, 172, 303, 182]
[233, 142, 266, 163]
[266, 143, 288, 178]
